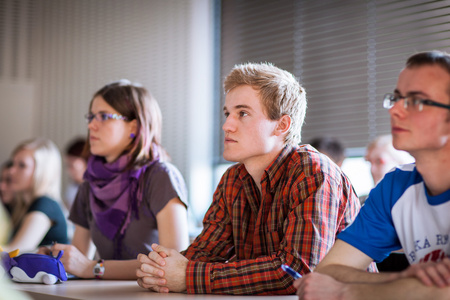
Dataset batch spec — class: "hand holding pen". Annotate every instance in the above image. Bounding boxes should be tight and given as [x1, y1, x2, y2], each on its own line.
[281, 264, 302, 279]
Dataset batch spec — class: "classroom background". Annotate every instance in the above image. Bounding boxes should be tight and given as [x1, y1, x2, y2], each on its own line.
[1, 0, 449, 229]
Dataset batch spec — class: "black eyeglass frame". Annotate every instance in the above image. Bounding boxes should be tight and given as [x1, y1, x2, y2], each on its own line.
[383, 93, 450, 111]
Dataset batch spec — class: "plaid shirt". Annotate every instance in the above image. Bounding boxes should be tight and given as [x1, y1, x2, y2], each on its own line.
[181, 144, 360, 295]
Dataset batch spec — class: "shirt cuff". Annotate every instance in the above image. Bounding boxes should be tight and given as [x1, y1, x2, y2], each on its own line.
[186, 261, 212, 294]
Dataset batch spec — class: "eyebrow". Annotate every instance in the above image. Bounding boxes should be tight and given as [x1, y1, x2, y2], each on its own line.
[394, 89, 429, 97]
[223, 104, 254, 112]
[89, 110, 111, 114]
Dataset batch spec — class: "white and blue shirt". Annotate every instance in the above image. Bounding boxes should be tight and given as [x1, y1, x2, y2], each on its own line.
[338, 163, 450, 264]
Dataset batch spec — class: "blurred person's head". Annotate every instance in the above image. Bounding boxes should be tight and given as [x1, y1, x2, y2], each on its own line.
[65, 137, 88, 184]
[224, 62, 307, 146]
[8, 138, 62, 228]
[365, 134, 414, 184]
[10, 138, 62, 201]
[86, 79, 167, 168]
[310, 136, 346, 167]
[0, 161, 14, 205]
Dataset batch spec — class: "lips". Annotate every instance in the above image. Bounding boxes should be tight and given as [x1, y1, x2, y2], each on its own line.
[391, 126, 408, 133]
[225, 137, 237, 143]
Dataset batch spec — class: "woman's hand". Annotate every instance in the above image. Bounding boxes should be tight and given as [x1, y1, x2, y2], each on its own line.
[51, 243, 96, 278]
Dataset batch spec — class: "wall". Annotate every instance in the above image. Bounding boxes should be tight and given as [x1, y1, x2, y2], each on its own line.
[0, 0, 214, 225]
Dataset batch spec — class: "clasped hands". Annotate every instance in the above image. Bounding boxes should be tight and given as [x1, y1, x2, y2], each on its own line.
[136, 243, 189, 293]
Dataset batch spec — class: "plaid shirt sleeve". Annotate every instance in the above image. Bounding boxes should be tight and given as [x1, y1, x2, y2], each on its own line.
[181, 180, 235, 264]
[181, 164, 359, 295]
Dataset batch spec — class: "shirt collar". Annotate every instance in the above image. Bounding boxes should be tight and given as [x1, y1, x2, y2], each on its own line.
[263, 144, 295, 192]
[236, 144, 296, 192]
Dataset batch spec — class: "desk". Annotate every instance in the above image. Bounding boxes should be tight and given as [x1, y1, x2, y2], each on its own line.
[12, 280, 298, 300]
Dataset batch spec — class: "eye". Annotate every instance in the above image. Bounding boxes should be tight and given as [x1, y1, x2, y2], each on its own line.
[224, 112, 229, 118]
[239, 111, 248, 117]
[100, 113, 110, 121]
[410, 97, 423, 106]
[392, 94, 401, 102]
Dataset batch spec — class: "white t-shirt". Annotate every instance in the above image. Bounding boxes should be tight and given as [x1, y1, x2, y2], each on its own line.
[339, 163, 450, 264]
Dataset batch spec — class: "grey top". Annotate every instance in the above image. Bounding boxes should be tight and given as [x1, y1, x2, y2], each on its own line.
[69, 161, 188, 260]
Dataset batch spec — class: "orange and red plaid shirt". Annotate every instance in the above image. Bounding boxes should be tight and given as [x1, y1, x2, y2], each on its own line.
[182, 144, 360, 295]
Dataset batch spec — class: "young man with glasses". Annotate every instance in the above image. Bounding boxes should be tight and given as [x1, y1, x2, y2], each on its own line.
[136, 62, 362, 295]
[294, 50, 450, 299]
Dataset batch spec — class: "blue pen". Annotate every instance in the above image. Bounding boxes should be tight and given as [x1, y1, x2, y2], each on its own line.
[281, 264, 302, 279]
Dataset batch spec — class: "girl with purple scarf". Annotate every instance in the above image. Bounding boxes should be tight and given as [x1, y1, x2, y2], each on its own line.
[46, 80, 189, 279]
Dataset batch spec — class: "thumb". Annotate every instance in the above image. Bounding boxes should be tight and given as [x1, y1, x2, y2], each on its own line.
[151, 243, 168, 254]
[151, 243, 170, 258]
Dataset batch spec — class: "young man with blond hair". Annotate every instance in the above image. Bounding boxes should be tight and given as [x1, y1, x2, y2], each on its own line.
[294, 50, 450, 300]
[136, 62, 361, 295]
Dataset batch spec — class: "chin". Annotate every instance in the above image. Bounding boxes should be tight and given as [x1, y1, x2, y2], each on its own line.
[222, 152, 240, 163]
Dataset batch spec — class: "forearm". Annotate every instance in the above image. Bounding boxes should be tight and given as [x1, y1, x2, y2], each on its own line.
[99, 259, 141, 280]
[342, 277, 450, 300]
[317, 263, 394, 284]
[186, 255, 296, 295]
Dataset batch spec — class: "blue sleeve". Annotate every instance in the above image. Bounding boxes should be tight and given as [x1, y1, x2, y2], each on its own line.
[338, 171, 403, 262]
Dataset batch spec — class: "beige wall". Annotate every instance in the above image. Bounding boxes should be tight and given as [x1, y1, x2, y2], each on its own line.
[0, 0, 214, 224]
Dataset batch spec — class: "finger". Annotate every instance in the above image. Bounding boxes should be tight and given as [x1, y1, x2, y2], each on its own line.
[140, 275, 167, 287]
[51, 243, 68, 254]
[137, 278, 169, 293]
[148, 250, 166, 266]
[139, 263, 165, 277]
[415, 268, 434, 287]
[137, 253, 153, 264]
[151, 243, 170, 256]
[292, 277, 302, 289]
[430, 264, 450, 287]
[37, 246, 51, 255]
[136, 267, 164, 279]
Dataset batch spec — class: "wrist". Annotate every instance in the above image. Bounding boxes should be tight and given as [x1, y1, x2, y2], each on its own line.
[92, 259, 105, 279]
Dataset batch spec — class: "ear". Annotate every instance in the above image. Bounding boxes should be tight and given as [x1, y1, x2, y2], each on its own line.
[129, 119, 138, 136]
[274, 115, 291, 137]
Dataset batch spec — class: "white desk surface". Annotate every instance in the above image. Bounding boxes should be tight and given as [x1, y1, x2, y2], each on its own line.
[12, 279, 298, 300]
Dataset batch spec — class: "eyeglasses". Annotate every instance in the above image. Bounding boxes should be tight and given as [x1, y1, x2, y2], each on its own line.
[84, 112, 128, 123]
[383, 93, 450, 112]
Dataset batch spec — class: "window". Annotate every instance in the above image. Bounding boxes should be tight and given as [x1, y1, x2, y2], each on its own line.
[215, 0, 450, 179]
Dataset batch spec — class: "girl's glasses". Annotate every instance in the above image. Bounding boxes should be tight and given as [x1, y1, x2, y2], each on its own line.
[84, 112, 128, 123]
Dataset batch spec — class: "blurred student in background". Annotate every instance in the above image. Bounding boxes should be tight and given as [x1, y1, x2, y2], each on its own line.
[48, 80, 189, 280]
[365, 134, 414, 185]
[0, 161, 13, 245]
[2, 138, 68, 252]
[0, 161, 14, 213]
[310, 136, 346, 167]
[63, 137, 88, 212]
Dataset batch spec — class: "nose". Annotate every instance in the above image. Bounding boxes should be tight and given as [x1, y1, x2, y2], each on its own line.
[222, 115, 236, 133]
[88, 118, 99, 131]
[388, 99, 407, 119]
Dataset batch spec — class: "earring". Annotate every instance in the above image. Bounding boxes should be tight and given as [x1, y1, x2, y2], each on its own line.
[130, 133, 136, 139]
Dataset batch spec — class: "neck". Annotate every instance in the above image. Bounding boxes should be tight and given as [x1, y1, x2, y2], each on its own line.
[243, 145, 284, 193]
[414, 149, 450, 196]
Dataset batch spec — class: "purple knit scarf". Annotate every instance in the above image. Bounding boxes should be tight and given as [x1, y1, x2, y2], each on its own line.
[84, 154, 156, 240]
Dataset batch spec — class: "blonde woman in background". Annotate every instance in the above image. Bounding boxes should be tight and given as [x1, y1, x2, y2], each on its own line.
[2, 138, 68, 252]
